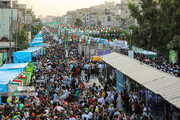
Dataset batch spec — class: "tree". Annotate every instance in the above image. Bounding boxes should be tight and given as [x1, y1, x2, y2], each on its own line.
[167, 35, 180, 61]
[12, 28, 29, 50]
[31, 24, 42, 39]
[128, 0, 180, 56]
[74, 18, 82, 26]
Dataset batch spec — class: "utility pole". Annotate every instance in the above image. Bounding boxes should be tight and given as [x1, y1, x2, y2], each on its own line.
[16, 18, 18, 51]
[9, 10, 13, 63]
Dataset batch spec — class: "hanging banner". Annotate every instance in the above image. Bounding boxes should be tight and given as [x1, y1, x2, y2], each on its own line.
[109, 40, 128, 49]
[116, 70, 124, 94]
[128, 50, 134, 59]
[97, 50, 111, 56]
[169, 50, 178, 64]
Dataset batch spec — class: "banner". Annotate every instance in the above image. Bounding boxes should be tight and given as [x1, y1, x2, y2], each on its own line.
[169, 50, 177, 64]
[128, 50, 134, 59]
[109, 40, 128, 49]
[97, 50, 111, 56]
[116, 70, 124, 94]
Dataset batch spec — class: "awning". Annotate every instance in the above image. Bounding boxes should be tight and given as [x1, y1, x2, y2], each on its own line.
[101, 52, 180, 109]
[0, 63, 28, 70]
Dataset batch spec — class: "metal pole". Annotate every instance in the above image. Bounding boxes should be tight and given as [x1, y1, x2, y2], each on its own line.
[16, 20, 18, 51]
[9, 10, 13, 63]
[89, 43, 90, 60]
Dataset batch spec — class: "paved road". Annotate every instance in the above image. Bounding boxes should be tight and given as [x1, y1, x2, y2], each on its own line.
[84, 75, 103, 88]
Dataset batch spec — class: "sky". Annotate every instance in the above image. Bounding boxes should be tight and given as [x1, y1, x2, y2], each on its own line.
[19, 0, 120, 17]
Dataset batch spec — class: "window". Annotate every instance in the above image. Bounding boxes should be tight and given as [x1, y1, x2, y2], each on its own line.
[107, 16, 111, 21]
[83, 14, 85, 16]
[126, 11, 128, 13]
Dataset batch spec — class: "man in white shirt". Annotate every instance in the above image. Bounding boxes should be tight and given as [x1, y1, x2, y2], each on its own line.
[81, 111, 89, 120]
[88, 109, 93, 119]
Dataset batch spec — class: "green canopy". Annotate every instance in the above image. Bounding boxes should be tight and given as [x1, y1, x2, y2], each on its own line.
[26, 63, 33, 75]
[10, 82, 20, 86]
[22, 72, 31, 85]
[17, 78, 26, 86]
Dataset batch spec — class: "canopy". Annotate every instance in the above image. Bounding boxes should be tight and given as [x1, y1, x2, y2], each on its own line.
[28, 47, 43, 55]
[35, 31, 42, 38]
[32, 37, 43, 43]
[0, 63, 28, 70]
[30, 42, 43, 47]
[13, 47, 42, 63]
[26, 63, 34, 74]
[132, 46, 157, 58]
[0, 69, 23, 82]
[101, 52, 180, 109]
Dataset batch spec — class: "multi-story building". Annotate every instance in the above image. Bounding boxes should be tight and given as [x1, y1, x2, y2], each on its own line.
[0, 3, 17, 40]
[67, 11, 77, 25]
[17, 4, 26, 30]
[0, 2, 16, 63]
[0, 0, 13, 8]
[61, 15, 71, 25]
[65, 0, 139, 29]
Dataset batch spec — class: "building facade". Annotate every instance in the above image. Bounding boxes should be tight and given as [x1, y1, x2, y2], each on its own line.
[64, 1, 139, 29]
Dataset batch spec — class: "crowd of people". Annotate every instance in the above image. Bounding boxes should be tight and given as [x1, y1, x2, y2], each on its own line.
[0, 31, 158, 120]
[135, 55, 180, 77]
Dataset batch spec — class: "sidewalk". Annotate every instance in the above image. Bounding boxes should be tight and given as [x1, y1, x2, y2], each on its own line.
[84, 75, 104, 89]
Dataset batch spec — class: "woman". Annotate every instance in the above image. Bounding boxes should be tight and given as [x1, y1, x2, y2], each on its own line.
[81, 68, 85, 81]
[116, 95, 124, 112]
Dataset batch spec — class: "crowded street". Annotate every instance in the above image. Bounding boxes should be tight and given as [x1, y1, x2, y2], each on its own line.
[0, 28, 156, 120]
[0, 0, 180, 119]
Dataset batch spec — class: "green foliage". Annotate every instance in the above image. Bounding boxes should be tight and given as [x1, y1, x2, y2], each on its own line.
[31, 24, 42, 39]
[12, 28, 29, 50]
[128, 0, 180, 55]
[74, 18, 82, 26]
[167, 35, 180, 50]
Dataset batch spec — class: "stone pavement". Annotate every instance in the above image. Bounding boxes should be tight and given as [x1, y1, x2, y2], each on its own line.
[84, 75, 103, 88]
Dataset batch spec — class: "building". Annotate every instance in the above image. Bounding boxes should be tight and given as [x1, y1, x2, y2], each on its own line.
[0, 3, 17, 63]
[41, 16, 61, 24]
[0, 7, 17, 40]
[67, 11, 77, 25]
[60, 15, 71, 25]
[99, 15, 112, 29]
[65, 0, 139, 29]
[17, 4, 26, 31]
[0, 0, 13, 8]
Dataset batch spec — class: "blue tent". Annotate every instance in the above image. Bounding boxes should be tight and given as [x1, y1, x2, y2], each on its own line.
[0, 63, 28, 70]
[35, 31, 42, 37]
[30, 31, 43, 47]
[13, 47, 42, 63]
[0, 69, 24, 105]
[29, 42, 43, 47]
[28, 47, 43, 55]
[32, 37, 43, 43]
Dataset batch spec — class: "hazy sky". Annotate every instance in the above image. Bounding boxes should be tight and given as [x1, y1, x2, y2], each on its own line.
[19, 0, 120, 17]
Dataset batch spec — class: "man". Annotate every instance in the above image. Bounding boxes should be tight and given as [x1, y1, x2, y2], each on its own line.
[81, 110, 89, 120]
[88, 109, 93, 119]
[87, 67, 91, 82]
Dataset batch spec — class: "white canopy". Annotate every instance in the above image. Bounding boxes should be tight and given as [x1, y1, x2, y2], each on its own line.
[101, 52, 180, 109]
